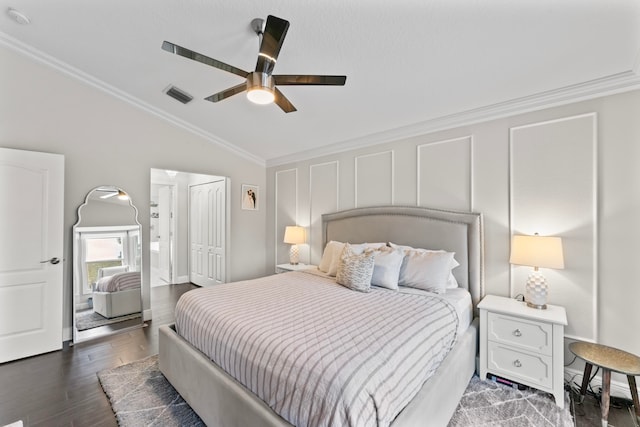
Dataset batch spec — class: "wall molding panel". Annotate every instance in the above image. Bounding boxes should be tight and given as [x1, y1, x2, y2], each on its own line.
[355, 151, 394, 208]
[417, 136, 473, 211]
[309, 161, 339, 265]
[274, 168, 298, 267]
[509, 112, 598, 342]
[268, 91, 640, 362]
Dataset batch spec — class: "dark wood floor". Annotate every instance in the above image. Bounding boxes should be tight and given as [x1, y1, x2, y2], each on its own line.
[1, 282, 637, 427]
[0, 283, 196, 427]
[571, 388, 639, 427]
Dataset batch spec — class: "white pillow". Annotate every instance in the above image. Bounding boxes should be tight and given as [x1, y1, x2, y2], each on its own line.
[335, 244, 375, 292]
[322, 241, 386, 276]
[389, 242, 460, 289]
[370, 246, 404, 290]
[319, 240, 343, 273]
[350, 242, 386, 254]
[397, 250, 455, 294]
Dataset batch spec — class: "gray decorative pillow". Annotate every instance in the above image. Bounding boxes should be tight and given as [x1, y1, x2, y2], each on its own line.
[336, 243, 375, 292]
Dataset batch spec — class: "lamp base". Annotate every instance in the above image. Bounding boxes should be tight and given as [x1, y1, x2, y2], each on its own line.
[526, 301, 547, 310]
[289, 244, 299, 265]
[525, 270, 548, 310]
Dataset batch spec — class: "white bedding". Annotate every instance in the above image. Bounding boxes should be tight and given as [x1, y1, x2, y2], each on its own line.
[306, 267, 473, 337]
[175, 271, 459, 427]
[399, 286, 472, 336]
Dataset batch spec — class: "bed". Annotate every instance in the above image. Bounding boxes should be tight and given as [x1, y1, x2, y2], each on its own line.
[92, 265, 141, 318]
[159, 205, 484, 426]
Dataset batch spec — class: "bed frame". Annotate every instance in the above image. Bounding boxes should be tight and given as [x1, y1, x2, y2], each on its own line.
[159, 206, 484, 426]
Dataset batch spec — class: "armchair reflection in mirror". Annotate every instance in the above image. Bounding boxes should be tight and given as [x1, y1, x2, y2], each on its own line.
[73, 186, 144, 343]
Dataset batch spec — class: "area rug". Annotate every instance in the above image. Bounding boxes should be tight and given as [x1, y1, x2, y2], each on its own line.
[98, 355, 574, 427]
[98, 355, 204, 426]
[448, 375, 574, 427]
[75, 310, 141, 331]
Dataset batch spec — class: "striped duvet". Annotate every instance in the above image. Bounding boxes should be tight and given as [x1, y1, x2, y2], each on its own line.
[94, 272, 140, 292]
[175, 271, 459, 427]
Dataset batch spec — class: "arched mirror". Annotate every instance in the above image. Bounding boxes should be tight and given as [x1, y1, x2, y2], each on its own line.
[73, 186, 143, 343]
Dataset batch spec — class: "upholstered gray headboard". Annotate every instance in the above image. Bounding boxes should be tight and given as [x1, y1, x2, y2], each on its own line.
[322, 206, 484, 312]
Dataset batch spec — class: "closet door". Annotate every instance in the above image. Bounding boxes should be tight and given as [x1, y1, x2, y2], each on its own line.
[189, 180, 226, 286]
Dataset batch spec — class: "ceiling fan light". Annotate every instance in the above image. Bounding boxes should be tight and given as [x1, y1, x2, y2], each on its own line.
[247, 87, 275, 105]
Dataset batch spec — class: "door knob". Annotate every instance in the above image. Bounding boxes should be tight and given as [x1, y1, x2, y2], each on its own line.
[40, 257, 61, 265]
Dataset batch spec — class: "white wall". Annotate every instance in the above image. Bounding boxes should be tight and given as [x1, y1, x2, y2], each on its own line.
[267, 89, 640, 392]
[0, 45, 268, 338]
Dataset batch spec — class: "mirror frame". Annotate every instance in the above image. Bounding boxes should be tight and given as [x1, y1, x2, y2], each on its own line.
[72, 186, 143, 343]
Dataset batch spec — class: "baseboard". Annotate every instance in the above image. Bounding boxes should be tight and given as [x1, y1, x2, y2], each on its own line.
[177, 275, 189, 284]
[143, 308, 153, 321]
[565, 367, 635, 400]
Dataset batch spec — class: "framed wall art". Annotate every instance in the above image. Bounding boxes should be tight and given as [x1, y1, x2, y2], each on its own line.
[241, 184, 259, 210]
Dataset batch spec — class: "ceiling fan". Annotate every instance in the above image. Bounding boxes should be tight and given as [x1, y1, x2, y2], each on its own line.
[162, 15, 347, 113]
[95, 187, 129, 200]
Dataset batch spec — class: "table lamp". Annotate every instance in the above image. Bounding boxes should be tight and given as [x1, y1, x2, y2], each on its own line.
[509, 233, 564, 309]
[283, 226, 305, 265]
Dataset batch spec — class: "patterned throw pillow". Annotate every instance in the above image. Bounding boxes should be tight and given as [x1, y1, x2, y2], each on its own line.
[336, 243, 375, 292]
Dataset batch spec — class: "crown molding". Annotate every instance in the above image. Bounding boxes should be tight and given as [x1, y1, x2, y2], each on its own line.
[266, 70, 640, 168]
[3, 31, 638, 171]
[0, 32, 265, 167]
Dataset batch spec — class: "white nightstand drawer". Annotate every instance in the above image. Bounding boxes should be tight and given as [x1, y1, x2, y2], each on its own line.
[487, 342, 553, 389]
[487, 312, 553, 356]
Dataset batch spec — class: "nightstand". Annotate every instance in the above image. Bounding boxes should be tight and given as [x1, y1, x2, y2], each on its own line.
[275, 263, 317, 273]
[478, 294, 568, 408]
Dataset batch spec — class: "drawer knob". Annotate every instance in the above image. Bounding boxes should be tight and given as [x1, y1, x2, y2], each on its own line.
[513, 329, 522, 337]
[513, 359, 522, 368]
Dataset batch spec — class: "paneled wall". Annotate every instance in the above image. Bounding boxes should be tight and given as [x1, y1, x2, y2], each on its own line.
[510, 114, 597, 342]
[266, 89, 640, 365]
[418, 136, 472, 211]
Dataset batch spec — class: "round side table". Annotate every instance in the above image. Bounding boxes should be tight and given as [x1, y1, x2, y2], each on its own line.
[569, 341, 640, 427]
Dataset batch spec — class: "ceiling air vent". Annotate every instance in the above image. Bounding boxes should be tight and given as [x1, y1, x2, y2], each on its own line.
[165, 85, 193, 104]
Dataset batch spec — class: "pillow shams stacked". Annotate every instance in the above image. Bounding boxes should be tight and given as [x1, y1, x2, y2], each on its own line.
[322, 240, 456, 293]
[397, 250, 455, 294]
[335, 244, 375, 292]
[390, 242, 459, 293]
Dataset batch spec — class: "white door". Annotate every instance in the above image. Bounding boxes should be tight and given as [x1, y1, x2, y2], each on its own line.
[189, 180, 226, 286]
[0, 147, 64, 363]
[158, 185, 172, 283]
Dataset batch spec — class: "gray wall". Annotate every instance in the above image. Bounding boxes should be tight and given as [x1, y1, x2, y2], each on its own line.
[266, 89, 640, 397]
[1, 45, 268, 339]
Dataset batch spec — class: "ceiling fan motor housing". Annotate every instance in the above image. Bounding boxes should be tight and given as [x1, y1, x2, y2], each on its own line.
[246, 72, 275, 104]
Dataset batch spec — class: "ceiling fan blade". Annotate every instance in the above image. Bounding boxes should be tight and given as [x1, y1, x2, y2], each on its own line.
[273, 75, 347, 86]
[274, 88, 297, 113]
[255, 15, 290, 74]
[204, 82, 247, 103]
[162, 41, 249, 78]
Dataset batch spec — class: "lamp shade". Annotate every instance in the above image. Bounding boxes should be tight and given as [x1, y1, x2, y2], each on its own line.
[283, 226, 305, 245]
[509, 234, 564, 269]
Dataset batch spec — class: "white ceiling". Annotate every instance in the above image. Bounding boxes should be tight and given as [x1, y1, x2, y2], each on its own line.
[1, 1, 639, 166]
